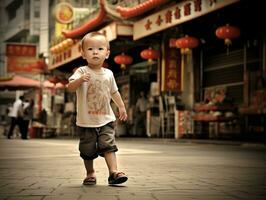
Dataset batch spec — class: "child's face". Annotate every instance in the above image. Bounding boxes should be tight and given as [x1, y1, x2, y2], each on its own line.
[81, 35, 110, 67]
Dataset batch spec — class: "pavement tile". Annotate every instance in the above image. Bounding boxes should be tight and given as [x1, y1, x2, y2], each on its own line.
[79, 194, 118, 200]
[5, 195, 44, 200]
[42, 194, 81, 200]
[0, 138, 265, 200]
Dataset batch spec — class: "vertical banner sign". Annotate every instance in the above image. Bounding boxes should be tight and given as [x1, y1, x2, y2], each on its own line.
[162, 43, 181, 92]
[6, 44, 44, 73]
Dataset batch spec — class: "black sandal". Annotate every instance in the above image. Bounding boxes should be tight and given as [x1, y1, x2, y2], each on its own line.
[108, 172, 128, 184]
[83, 177, 97, 185]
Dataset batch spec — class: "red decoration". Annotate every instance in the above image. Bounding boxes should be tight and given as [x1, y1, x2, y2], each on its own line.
[60, 79, 69, 85]
[215, 24, 240, 46]
[62, 1, 106, 38]
[175, 35, 199, 54]
[36, 60, 46, 70]
[114, 53, 133, 70]
[116, 0, 167, 19]
[48, 76, 60, 84]
[140, 47, 160, 63]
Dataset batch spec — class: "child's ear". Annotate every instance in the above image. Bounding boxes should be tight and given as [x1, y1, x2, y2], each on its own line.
[81, 51, 86, 59]
[105, 49, 110, 59]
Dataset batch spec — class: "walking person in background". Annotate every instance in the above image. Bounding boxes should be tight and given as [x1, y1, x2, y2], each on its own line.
[7, 95, 24, 139]
[67, 32, 128, 185]
[21, 99, 34, 139]
[133, 91, 148, 137]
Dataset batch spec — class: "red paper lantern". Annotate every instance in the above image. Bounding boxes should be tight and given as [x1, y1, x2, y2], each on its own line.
[175, 35, 199, 54]
[215, 24, 240, 46]
[140, 47, 160, 63]
[114, 53, 133, 70]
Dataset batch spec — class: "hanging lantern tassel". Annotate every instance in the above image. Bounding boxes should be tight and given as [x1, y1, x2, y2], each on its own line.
[120, 64, 126, 70]
[181, 48, 191, 55]
[176, 35, 199, 91]
[224, 38, 232, 46]
[225, 38, 232, 55]
[181, 53, 185, 91]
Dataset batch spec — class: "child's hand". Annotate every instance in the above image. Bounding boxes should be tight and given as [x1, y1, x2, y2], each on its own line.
[118, 107, 127, 121]
[80, 72, 91, 82]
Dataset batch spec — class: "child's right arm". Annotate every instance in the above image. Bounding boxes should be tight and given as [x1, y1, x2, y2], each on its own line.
[67, 72, 91, 92]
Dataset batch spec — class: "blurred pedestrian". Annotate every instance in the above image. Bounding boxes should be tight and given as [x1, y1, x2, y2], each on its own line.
[67, 32, 128, 185]
[133, 91, 148, 136]
[39, 108, 47, 125]
[7, 96, 24, 139]
[21, 99, 34, 139]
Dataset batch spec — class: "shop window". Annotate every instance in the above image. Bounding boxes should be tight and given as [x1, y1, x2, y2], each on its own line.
[34, 10, 40, 18]
[6, 0, 23, 21]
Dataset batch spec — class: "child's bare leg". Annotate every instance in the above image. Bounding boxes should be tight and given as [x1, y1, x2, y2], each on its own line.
[84, 159, 96, 178]
[104, 152, 117, 175]
[104, 151, 127, 184]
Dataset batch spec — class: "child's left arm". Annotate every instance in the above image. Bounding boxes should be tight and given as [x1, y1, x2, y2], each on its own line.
[111, 91, 127, 121]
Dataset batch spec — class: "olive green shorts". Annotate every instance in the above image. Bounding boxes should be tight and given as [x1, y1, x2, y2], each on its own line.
[77, 122, 118, 160]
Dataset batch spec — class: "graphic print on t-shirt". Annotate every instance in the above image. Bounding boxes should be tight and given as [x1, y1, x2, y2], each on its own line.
[87, 78, 110, 115]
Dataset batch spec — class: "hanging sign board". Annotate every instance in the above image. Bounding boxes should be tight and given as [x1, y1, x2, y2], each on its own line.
[133, 0, 240, 40]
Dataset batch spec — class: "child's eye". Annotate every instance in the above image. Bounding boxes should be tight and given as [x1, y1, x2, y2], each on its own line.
[88, 47, 93, 51]
[99, 47, 104, 50]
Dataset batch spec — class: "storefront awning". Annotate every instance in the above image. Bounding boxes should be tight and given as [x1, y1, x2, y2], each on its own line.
[43, 80, 65, 89]
[0, 75, 65, 90]
[0, 75, 40, 89]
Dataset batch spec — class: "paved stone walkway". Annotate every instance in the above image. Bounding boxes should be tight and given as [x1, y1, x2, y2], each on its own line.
[0, 137, 265, 200]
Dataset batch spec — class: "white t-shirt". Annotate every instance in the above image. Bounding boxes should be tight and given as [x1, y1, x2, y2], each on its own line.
[69, 66, 118, 127]
[9, 99, 23, 118]
[136, 97, 148, 112]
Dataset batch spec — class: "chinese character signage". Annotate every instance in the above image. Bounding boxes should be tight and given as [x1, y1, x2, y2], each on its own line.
[162, 43, 181, 92]
[6, 44, 36, 57]
[133, 0, 240, 40]
[6, 44, 44, 73]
